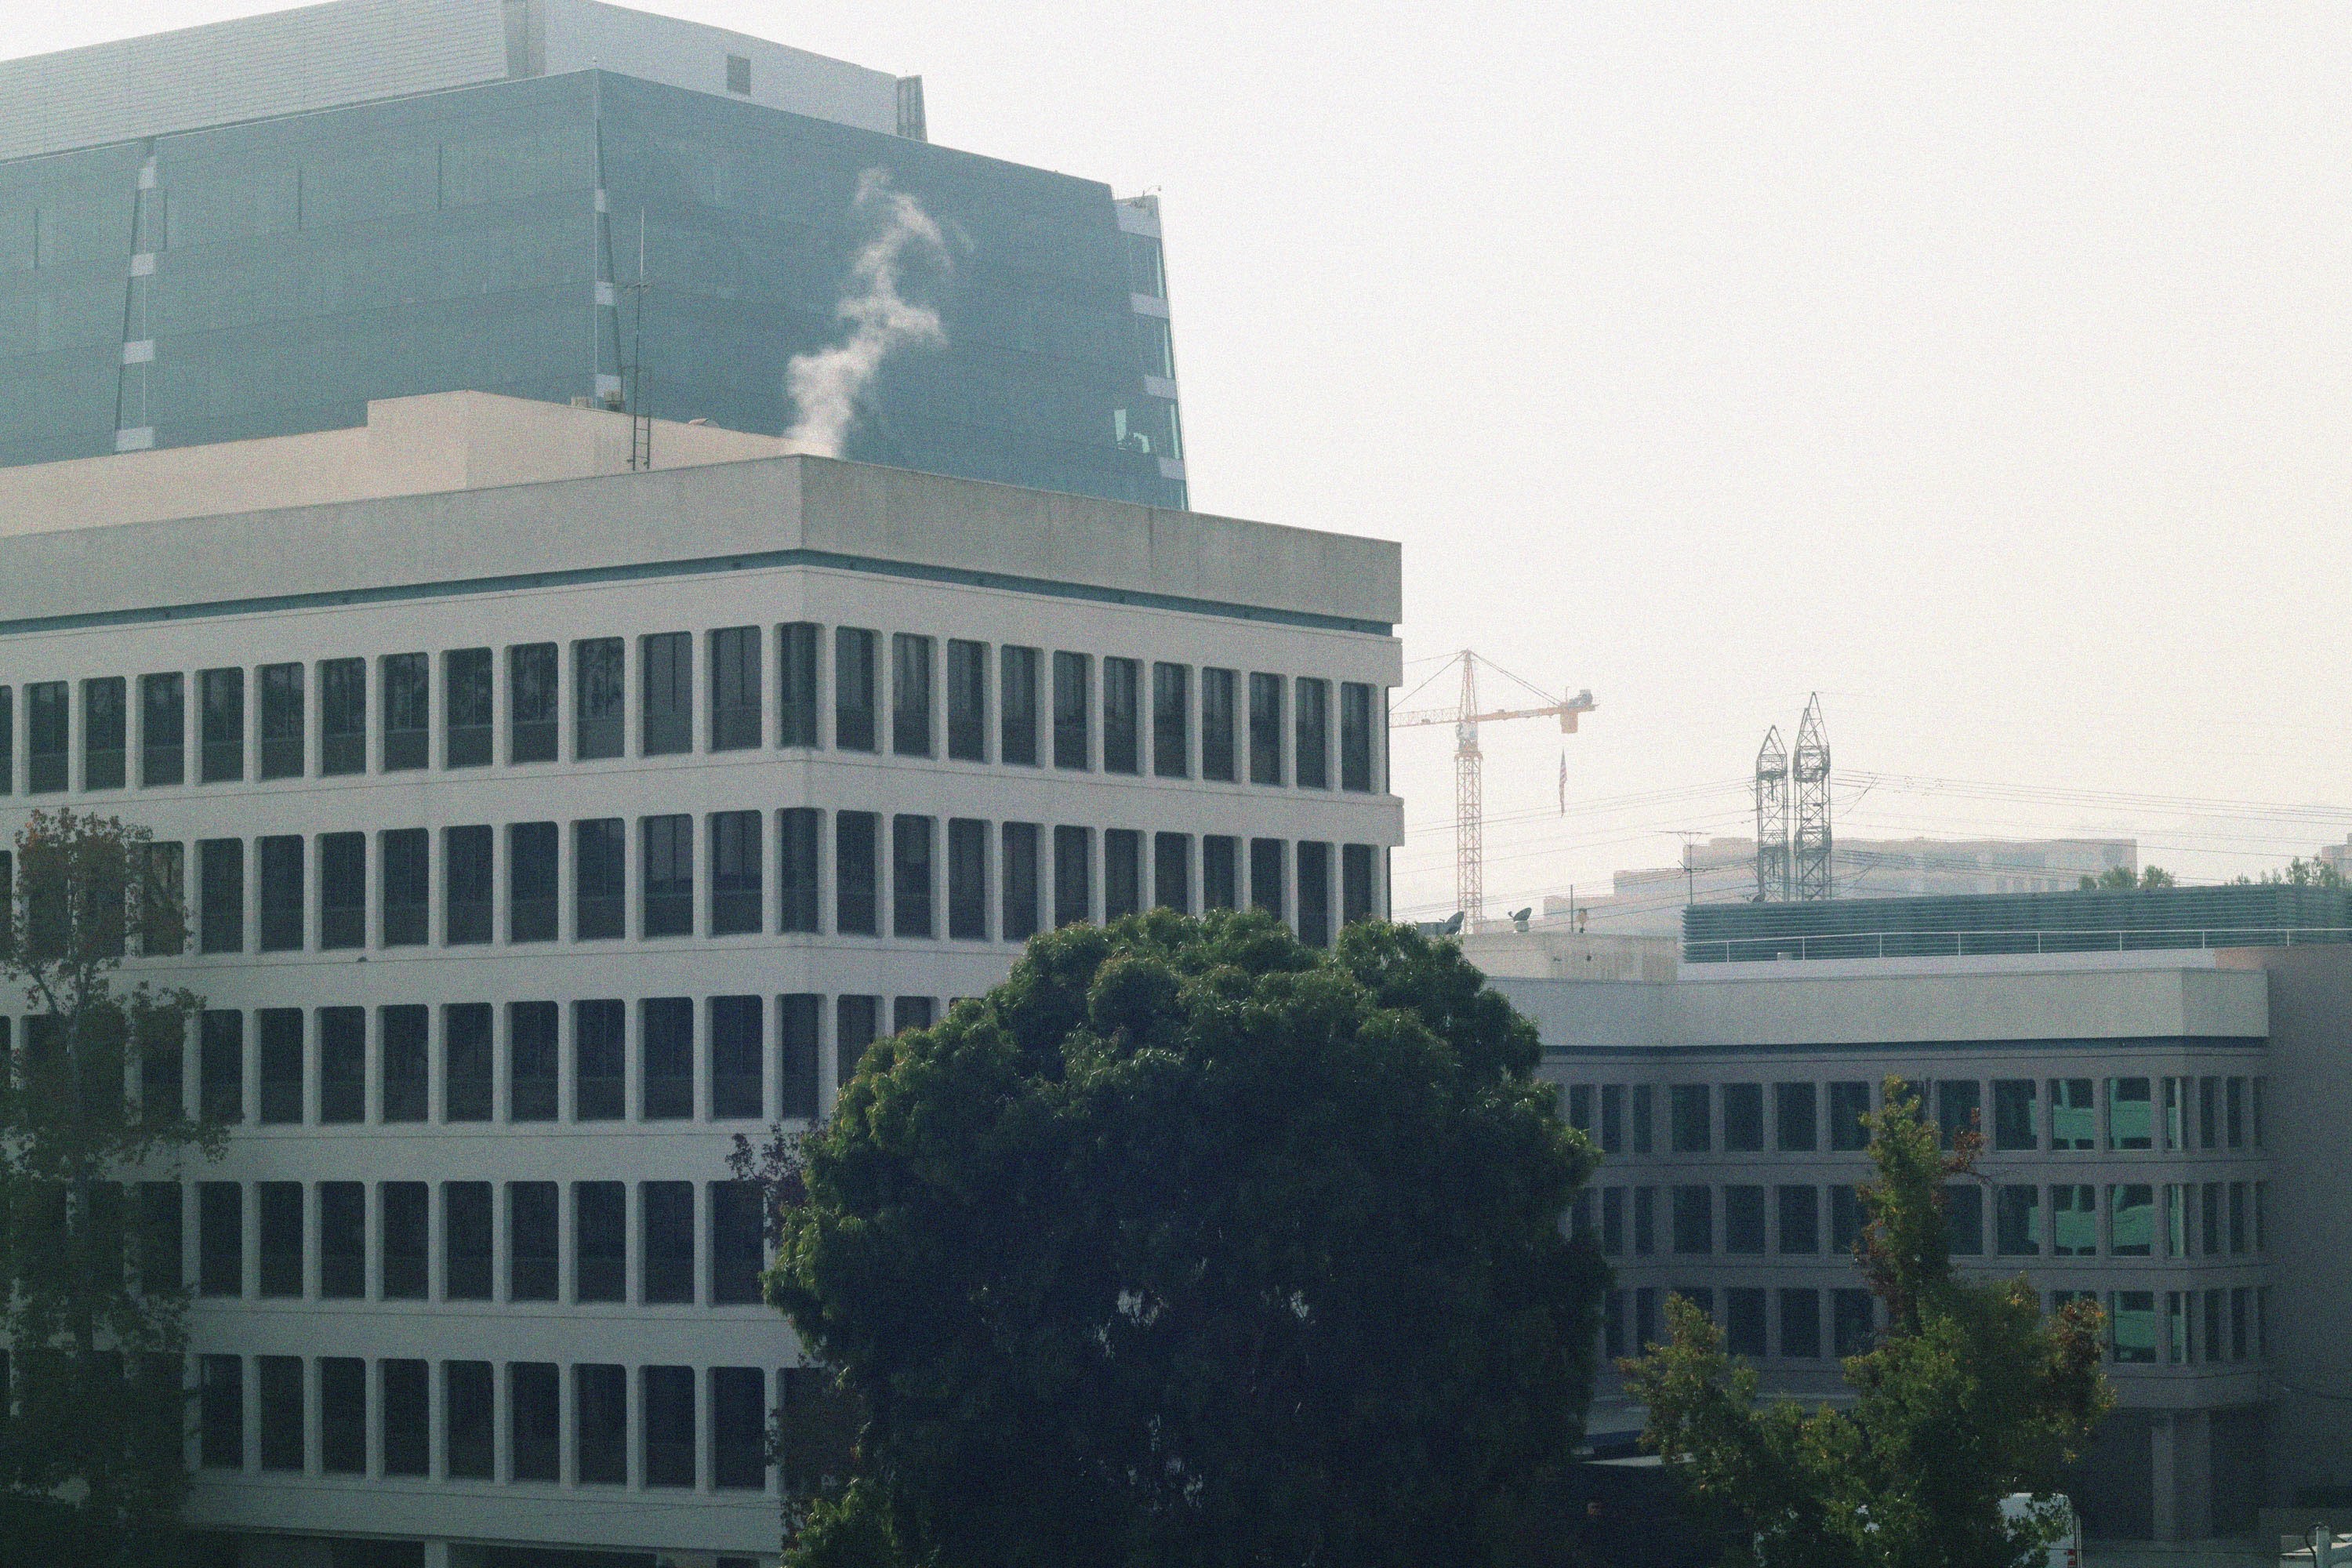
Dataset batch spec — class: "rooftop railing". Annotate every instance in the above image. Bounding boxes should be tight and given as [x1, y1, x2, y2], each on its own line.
[1683, 927, 2352, 964]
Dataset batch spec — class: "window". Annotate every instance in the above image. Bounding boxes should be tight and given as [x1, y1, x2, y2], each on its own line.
[948, 818, 988, 938]
[381, 1006, 427, 1123]
[1000, 645, 1040, 764]
[199, 1356, 242, 1468]
[510, 1002, 557, 1122]
[314, 1183, 365, 1302]
[383, 1359, 429, 1476]
[445, 1181, 492, 1300]
[444, 1360, 494, 1479]
[1780, 1289, 1822, 1359]
[198, 838, 243, 953]
[1296, 840, 1331, 946]
[511, 1362, 560, 1483]
[838, 996, 880, 1088]
[195, 669, 244, 783]
[891, 633, 934, 757]
[1152, 662, 1189, 777]
[706, 1181, 764, 1307]
[445, 1004, 491, 1122]
[1248, 672, 1283, 784]
[85, 676, 126, 789]
[1996, 1185, 2041, 1255]
[576, 1183, 626, 1303]
[2226, 1076, 2245, 1148]
[1105, 829, 1142, 922]
[1725, 1185, 1766, 1254]
[726, 51, 751, 93]
[837, 812, 879, 935]
[445, 825, 492, 945]
[1102, 657, 1139, 773]
[2107, 1077, 2152, 1150]
[320, 833, 364, 949]
[1600, 1187, 1625, 1254]
[318, 1358, 367, 1475]
[946, 639, 987, 761]
[777, 808, 821, 933]
[1946, 1184, 1984, 1255]
[2198, 1076, 2219, 1149]
[1599, 1084, 1625, 1154]
[1003, 822, 1041, 941]
[1726, 1287, 1767, 1357]
[1931, 1080, 1979, 1149]
[711, 626, 760, 750]
[319, 1008, 364, 1123]
[258, 836, 303, 950]
[1201, 668, 1237, 781]
[1670, 1085, 1710, 1152]
[24, 681, 63, 793]
[1054, 826, 1091, 927]
[1775, 1083, 1817, 1151]
[711, 996, 762, 1120]
[1340, 681, 1376, 792]
[257, 1355, 303, 1472]
[381, 828, 427, 946]
[510, 1183, 557, 1301]
[1830, 1186, 1863, 1252]
[2111, 1290, 2158, 1365]
[644, 997, 693, 1120]
[257, 1182, 301, 1298]
[780, 994, 822, 1120]
[257, 1010, 300, 1123]
[382, 1181, 428, 1298]
[2202, 1182, 2222, 1257]
[575, 818, 625, 939]
[1632, 1187, 1655, 1254]
[445, 648, 492, 767]
[136, 840, 184, 956]
[1777, 1185, 1818, 1253]
[575, 637, 624, 760]
[1671, 1185, 1711, 1254]
[1832, 1290, 1875, 1357]
[894, 815, 935, 937]
[713, 1367, 767, 1490]
[2229, 1181, 2248, 1255]
[381, 654, 426, 771]
[2109, 1182, 2154, 1257]
[510, 822, 557, 942]
[1295, 677, 1330, 789]
[643, 1181, 695, 1303]
[2049, 1078, 2096, 1150]
[1991, 1079, 2037, 1151]
[577, 1363, 627, 1484]
[711, 811, 762, 935]
[140, 673, 183, 786]
[1722, 1083, 1763, 1151]
[1828, 1081, 1871, 1151]
[141, 1013, 185, 1123]
[835, 627, 877, 751]
[319, 658, 364, 774]
[779, 622, 821, 748]
[510, 642, 557, 762]
[1125, 230, 1166, 296]
[1155, 832, 1191, 914]
[1203, 835, 1238, 911]
[137, 1183, 182, 1292]
[1249, 837, 1283, 920]
[576, 1000, 625, 1120]
[201, 1010, 243, 1120]
[644, 1364, 696, 1486]
[1053, 652, 1091, 769]
[2051, 1184, 2096, 1257]
[641, 632, 692, 756]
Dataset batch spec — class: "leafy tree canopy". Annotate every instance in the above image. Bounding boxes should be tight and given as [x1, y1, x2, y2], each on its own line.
[2078, 865, 2176, 891]
[764, 909, 1606, 1568]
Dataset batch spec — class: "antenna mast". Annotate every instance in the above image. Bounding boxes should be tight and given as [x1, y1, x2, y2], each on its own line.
[1792, 694, 1832, 901]
[1754, 726, 1788, 902]
[625, 212, 652, 472]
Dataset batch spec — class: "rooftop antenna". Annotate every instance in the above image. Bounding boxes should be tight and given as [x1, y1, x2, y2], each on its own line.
[1792, 694, 1832, 901]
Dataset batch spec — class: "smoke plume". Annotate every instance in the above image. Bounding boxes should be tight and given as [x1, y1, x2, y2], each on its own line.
[783, 169, 949, 457]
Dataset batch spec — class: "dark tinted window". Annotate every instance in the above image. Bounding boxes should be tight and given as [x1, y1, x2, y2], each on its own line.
[258, 1182, 301, 1297]
[198, 838, 243, 953]
[319, 659, 364, 775]
[948, 818, 987, 939]
[1102, 657, 1139, 774]
[1105, 829, 1142, 921]
[321, 1358, 366, 1473]
[1203, 835, 1238, 911]
[575, 1000, 624, 1121]
[198, 670, 243, 784]
[946, 639, 986, 760]
[383, 1359, 427, 1475]
[25, 681, 64, 793]
[1340, 681, 1376, 792]
[710, 626, 760, 750]
[1296, 840, 1330, 947]
[779, 994, 822, 1121]
[318, 1009, 364, 1123]
[509, 822, 557, 942]
[1154, 832, 1190, 913]
[1201, 668, 1236, 782]
[446, 1360, 494, 1479]
[380, 828, 427, 946]
[445, 648, 492, 768]
[1152, 662, 1188, 778]
[445, 1003, 491, 1122]
[574, 637, 623, 760]
[710, 811, 761, 935]
[509, 1001, 557, 1122]
[1247, 673, 1283, 785]
[576, 1183, 624, 1302]
[575, 818, 626, 940]
[510, 642, 557, 762]
[140, 673, 183, 786]
[383, 1182, 430, 1298]
[643, 1182, 695, 1303]
[1000, 645, 1039, 764]
[510, 1182, 557, 1301]
[1053, 652, 1091, 769]
[779, 808, 821, 933]
[1054, 826, 1090, 927]
[643, 1364, 695, 1486]
[320, 1182, 363, 1298]
[380, 1006, 427, 1123]
[1249, 837, 1283, 920]
[643, 997, 693, 1120]
[258, 1009, 302, 1123]
[445, 825, 492, 946]
[511, 1363, 559, 1481]
[892, 633, 932, 757]
[893, 815, 933, 938]
[381, 654, 427, 771]
[642, 632, 691, 756]
[1002, 822, 1040, 941]
[836, 812, 877, 935]
[319, 832, 364, 949]
[85, 677, 127, 789]
[779, 622, 820, 747]
[834, 628, 877, 751]
[711, 996, 762, 1119]
[445, 1181, 492, 1300]
[643, 814, 693, 938]
[1294, 677, 1330, 789]
[576, 1363, 626, 1483]
[258, 835, 303, 951]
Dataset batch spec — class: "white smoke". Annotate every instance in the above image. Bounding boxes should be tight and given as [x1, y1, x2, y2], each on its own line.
[783, 169, 950, 457]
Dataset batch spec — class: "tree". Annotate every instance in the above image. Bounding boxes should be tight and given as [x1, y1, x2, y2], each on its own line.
[0, 810, 218, 1565]
[1624, 1082, 2112, 1568]
[757, 909, 1606, 1568]
[2078, 865, 2174, 891]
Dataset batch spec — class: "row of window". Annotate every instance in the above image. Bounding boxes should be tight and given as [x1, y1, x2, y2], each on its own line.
[1606, 1283, 2270, 1367]
[114, 1178, 768, 1308]
[1562, 1073, 2267, 1157]
[64, 822, 1383, 955]
[0, 631, 1386, 793]
[1583, 1178, 2269, 1260]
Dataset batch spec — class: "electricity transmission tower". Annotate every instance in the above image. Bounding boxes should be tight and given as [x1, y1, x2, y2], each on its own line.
[1792, 693, 1832, 901]
[1755, 725, 1789, 902]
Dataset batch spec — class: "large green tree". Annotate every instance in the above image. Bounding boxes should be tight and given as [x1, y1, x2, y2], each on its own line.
[761, 909, 1606, 1568]
[1624, 1081, 2111, 1568]
[0, 810, 217, 1565]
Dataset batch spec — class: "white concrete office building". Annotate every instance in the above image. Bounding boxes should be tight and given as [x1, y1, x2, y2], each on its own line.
[0, 391, 1403, 1567]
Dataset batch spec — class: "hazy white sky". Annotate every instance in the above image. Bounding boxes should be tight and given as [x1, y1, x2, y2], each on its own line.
[16, 2, 2352, 916]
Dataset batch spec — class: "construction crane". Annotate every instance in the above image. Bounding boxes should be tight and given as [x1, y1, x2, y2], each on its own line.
[1392, 650, 1596, 923]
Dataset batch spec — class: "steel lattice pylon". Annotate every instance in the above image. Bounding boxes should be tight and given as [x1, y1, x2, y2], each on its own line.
[1792, 694, 1832, 901]
[1754, 724, 1789, 902]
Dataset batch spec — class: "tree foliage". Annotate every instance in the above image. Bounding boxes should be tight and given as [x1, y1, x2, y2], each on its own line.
[2078, 865, 2175, 891]
[760, 909, 1606, 1568]
[1624, 1082, 2112, 1568]
[0, 811, 217, 1566]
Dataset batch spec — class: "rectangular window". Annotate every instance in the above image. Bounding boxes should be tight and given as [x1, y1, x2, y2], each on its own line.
[319, 658, 365, 775]
[644, 1181, 695, 1303]
[1996, 1185, 2041, 1255]
[712, 1182, 764, 1305]
[1774, 1082, 1817, 1151]
[445, 1003, 491, 1122]
[644, 1364, 695, 1486]
[1780, 1288, 1822, 1359]
[256, 1355, 303, 1472]
[1671, 1084, 1711, 1152]
[893, 815, 935, 938]
[319, 1009, 364, 1123]
[1342, 843, 1375, 925]
[575, 1001, 626, 1121]
[1946, 1183, 1984, 1255]
[509, 1182, 557, 1301]
[1155, 832, 1192, 914]
[643, 997, 693, 1120]
[445, 648, 492, 768]
[2111, 1290, 2158, 1365]
[255, 665, 302, 781]
[198, 838, 243, 953]
[136, 840, 184, 956]
[711, 996, 762, 1120]
[2109, 1182, 2154, 1257]
[779, 622, 822, 748]
[642, 631, 692, 755]
[1828, 1081, 1871, 1151]
[948, 818, 988, 939]
[25, 681, 64, 793]
[575, 1182, 626, 1303]
[779, 808, 821, 933]
[1601, 1084, 1625, 1154]
[1054, 826, 1092, 927]
[837, 812, 878, 935]
[85, 676, 126, 789]
[1296, 840, 1331, 947]
[2162, 1076, 2187, 1150]
[383, 1181, 435, 1298]
[2202, 1182, 2221, 1257]
[142, 1014, 185, 1123]
[445, 1181, 492, 1300]
[138, 1183, 182, 1292]
[1635, 1287, 1659, 1350]
[1295, 677, 1330, 789]
[2227, 1076, 2245, 1148]
[509, 1002, 557, 1122]
[2197, 1076, 2219, 1149]
[1722, 1083, 1763, 1151]
[196, 669, 244, 784]
[780, 994, 822, 1120]
[1249, 837, 1284, 920]
[710, 626, 760, 750]
[1832, 1290, 1875, 1357]
[835, 627, 877, 751]
[713, 1367, 768, 1490]
[511, 1363, 560, 1483]
[1724, 1185, 1766, 1254]
[1340, 681, 1376, 792]
[2229, 1181, 2248, 1255]
[2107, 1077, 2152, 1150]
[1671, 1185, 1711, 1254]
[1726, 1287, 1767, 1357]
[576, 1363, 627, 1484]
[1992, 1079, 2037, 1151]
[320, 1358, 366, 1475]
[258, 836, 303, 951]
[199, 1355, 242, 1468]
[1201, 667, 1237, 781]
[892, 633, 933, 757]
[575, 818, 626, 940]
[201, 1010, 244, 1121]
[510, 642, 557, 763]
[381, 1006, 427, 1123]
[574, 637, 624, 760]
[1003, 822, 1041, 941]
[2050, 1184, 2096, 1257]
[1000, 645, 1040, 764]
[383, 1359, 428, 1476]
[1203, 835, 1239, 911]
[1102, 657, 1140, 773]
[320, 1183, 365, 1299]
[946, 639, 987, 760]
[445, 1361, 493, 1479]
[509, 822, 557, 942]
[445, 825, 492, 946]
[1248, 673, 1283, 785]
[140, 673, 183, 786]
[1053, 652, 1091, 769]
[257, 1009, 301, 1124]
[1933, 1080, 1980, 1149]
[381, 654, 426, 771]
[1830, 1186, 1863, 1253]
[2203, 1289, 2223, 1363]
[1632, 1187, 1655, 1255]
[1601, 1187, 1625, 1254]
[1777, 1185, 1818, 1253]
[381, 828, 427, 946]
[2049, 1078, 2096, 1150]
[319, 833, 364, 949]
[710, 811, 762, 935]
[1151, 662, 1189, 778]
[256, 1182, 301, 1298]
[1104, 829, 1143, 922]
